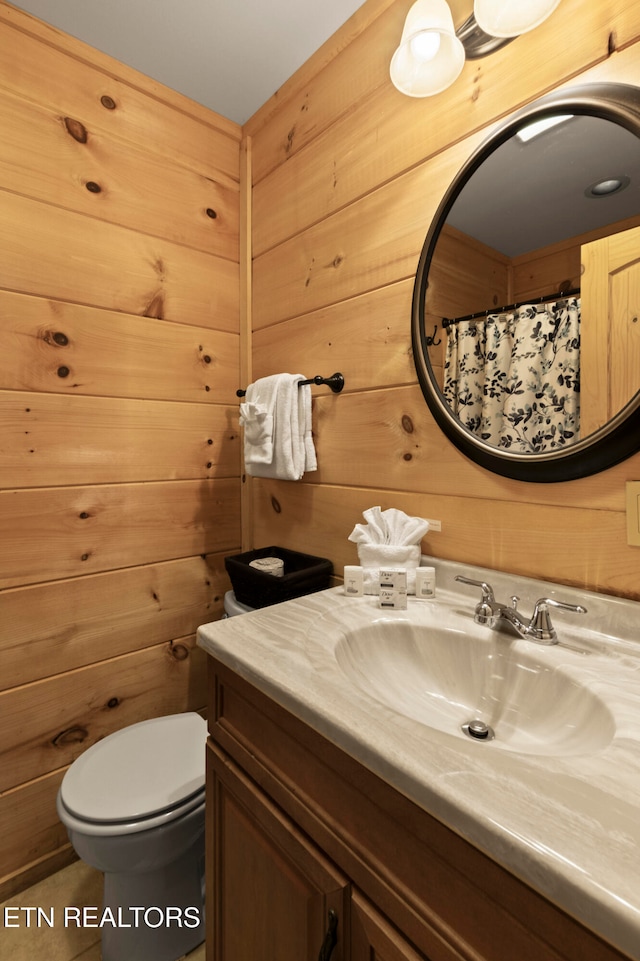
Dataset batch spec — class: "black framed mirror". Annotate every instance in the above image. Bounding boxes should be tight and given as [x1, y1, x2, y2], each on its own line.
[412, 83, 640, 482]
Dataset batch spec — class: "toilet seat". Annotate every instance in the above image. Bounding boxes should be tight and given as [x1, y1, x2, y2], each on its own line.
[58, 713, 207, 835]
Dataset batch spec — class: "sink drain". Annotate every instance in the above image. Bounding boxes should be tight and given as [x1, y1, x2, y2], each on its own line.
[462, 719, 495, 741]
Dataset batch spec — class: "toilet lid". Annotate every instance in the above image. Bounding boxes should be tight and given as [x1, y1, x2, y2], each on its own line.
[60, 713, 207, 822]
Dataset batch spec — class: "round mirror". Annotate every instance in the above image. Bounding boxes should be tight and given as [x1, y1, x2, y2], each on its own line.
[412, 83, 640, 481]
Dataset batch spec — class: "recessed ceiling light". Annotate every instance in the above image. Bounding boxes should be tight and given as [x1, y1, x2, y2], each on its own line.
[584, 175, 631, 198]
[515, 114, 574, 143]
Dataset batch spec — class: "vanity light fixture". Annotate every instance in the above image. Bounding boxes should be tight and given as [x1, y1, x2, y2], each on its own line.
[473, 0, 562, 37]
[391, 0, 562, 97]
[389, 0, 465, 97]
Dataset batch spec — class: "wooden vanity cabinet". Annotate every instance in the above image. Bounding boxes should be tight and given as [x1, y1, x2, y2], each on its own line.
[206, 660, 630, 961]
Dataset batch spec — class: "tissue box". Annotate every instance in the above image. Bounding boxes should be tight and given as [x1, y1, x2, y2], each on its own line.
[225, 546, 333, 609]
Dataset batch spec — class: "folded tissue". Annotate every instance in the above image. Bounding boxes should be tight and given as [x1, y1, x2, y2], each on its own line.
[348, 506, 429, 594]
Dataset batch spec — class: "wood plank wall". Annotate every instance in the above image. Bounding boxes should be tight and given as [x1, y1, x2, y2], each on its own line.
[246, 0, 640, 600]
[0, 2, 242, 897]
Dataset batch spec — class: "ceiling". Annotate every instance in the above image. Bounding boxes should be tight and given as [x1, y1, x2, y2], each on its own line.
[8, 0, 367, 124]
[447, 114, 640, 257]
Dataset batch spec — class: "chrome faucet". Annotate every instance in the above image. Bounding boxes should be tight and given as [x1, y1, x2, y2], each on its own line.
[455, 575, 587, 644]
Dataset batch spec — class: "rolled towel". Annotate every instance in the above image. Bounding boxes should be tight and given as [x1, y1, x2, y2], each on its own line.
[249, 556, 284, 577]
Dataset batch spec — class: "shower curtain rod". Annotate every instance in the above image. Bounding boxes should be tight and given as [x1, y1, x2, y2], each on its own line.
[442, 287, 580, 329]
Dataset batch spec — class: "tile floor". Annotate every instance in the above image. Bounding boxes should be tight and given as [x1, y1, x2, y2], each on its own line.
[0, 860, 206, 961]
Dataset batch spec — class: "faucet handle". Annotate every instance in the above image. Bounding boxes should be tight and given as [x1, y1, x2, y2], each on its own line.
[528, 597, 587, 643]
[455, 575, 496, 623]
[455, 575, 495, 600]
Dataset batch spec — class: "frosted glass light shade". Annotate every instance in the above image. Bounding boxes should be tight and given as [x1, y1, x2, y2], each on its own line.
[390, 0, 465, 97]
[473, 0, 562, 37]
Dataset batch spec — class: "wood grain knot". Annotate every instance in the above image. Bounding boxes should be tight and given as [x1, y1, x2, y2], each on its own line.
[85, 181, 101, 193]
[170, 643, 189, 661]
[53, 331, 69, 346]
[206, 208, 217, 219]
[100, 95, 117, 110]
[64, 117, 88, 143]
[271, 496, 282, 514]
[52, 726, 88, 748]
[57, 366, 70, 378]
[107, 697, 120, 709]
[401, 415, 414, 434]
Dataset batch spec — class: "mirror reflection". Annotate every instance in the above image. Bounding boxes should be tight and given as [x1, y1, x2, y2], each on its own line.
[424, 114, 640, 455]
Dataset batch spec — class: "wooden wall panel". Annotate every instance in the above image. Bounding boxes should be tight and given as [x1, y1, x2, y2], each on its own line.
[251, 479, 634, 599]
[0, 2, 240, 181]
[249, 0, 640, 615]
[311, 387, 634, 511]
[0, 2, 241, 894]
[0, 479, 240, 589]
[253, 136, 480, 327]
[0, 770, 70, 902]
[0, 191, 238, 331]
[0, 291, 239, 403]
[0, 554, 229, 691]
[1, 392, 239, 487]
[0, 634, 208, 793]
[253, 281, 415, 391]
[0, 89, 239, 258]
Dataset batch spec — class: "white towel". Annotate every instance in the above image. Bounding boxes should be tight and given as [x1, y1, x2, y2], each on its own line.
[240, 374, 317, 480]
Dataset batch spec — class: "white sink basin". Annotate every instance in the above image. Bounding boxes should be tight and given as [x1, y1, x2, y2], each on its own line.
[333, 618, 615, 757]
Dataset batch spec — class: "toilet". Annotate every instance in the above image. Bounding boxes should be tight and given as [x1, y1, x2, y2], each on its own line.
[223, 589, 255, 616]
[56, 712, 207, 961]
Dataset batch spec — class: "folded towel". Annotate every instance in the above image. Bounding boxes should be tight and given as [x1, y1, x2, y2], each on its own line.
[349, 507, 430, 547]
[240, 374, 317, 480]
[348, 507, 430, 594]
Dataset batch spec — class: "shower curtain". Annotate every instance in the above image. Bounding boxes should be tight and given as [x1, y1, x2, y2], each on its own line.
[443, 298, 581, 453]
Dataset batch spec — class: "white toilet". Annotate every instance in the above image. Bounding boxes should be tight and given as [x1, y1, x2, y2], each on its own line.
[56, 712, 207, 961]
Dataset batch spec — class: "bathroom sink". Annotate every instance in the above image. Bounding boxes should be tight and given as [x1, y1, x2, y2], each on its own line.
[199, 559, 640, 959]
[333, 618, 615, 756]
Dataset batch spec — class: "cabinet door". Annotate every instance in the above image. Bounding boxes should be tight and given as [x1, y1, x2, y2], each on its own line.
[207, 742, 348, 961]
[351, 891, 433, 961]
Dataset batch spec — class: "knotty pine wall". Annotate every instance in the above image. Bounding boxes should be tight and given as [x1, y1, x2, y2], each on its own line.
[0, 3, 241, 897]
[246, 0, 640, 599]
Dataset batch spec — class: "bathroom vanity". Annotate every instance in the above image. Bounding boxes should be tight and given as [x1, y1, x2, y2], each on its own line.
[197, 558, 640, 961]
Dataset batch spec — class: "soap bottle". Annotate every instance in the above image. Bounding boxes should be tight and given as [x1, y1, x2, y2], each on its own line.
[344, 565, 364, 597]
[415, 567, 436, 599]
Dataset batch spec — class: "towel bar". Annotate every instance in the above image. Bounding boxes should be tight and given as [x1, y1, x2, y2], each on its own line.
[237, 372, 344, 397]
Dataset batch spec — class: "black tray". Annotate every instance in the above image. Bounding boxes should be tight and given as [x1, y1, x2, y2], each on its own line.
[225, 546, 333, 609]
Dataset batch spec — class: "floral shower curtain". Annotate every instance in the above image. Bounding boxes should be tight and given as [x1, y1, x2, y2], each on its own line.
[443, 298, 581, 453]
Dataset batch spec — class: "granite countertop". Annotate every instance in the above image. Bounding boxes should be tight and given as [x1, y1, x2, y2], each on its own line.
[197, 556, 640, 959]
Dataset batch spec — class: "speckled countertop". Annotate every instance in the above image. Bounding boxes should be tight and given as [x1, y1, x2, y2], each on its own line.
[197, 556, 640, 960]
